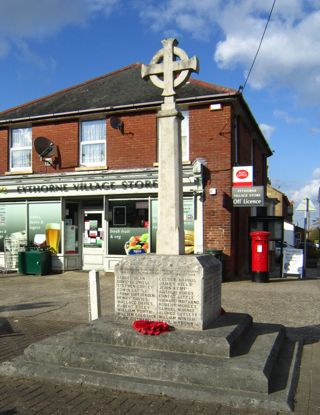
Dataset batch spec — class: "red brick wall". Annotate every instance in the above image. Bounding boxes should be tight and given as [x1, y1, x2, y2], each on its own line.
[237, 117, 252, 166]
[32, 120, 79, 172]
[253, 141, 266, 185]
[0, 128, 8, 174]
[189, 104, 233, 274]
[107, 111, 157, 169]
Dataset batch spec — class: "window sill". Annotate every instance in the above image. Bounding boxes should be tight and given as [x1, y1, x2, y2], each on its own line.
[5, 170, 33, 175]
[75, 166, 108, 172]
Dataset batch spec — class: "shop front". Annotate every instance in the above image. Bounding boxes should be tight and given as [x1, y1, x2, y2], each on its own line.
[0, 167, 203, 272]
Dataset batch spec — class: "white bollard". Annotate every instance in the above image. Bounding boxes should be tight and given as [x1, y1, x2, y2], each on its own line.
[88, 269, 101, 321]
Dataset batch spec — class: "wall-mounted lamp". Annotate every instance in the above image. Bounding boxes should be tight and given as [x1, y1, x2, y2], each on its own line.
[110, 116, 124, 135]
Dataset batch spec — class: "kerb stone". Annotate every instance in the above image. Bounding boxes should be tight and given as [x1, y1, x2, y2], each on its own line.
[115, 254, 221, 330]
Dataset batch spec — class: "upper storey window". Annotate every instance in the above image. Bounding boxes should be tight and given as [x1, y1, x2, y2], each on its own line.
[80, 119, 106, 166]
[10, 127, 32, 171]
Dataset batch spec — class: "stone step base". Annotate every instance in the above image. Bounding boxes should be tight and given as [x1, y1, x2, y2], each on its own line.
[1, 338, 302, 412]
[0, 314, 302, 411]
[67, 313, 253, 358]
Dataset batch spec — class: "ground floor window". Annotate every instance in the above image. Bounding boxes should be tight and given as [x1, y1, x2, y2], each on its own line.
[28, 202, 61, 253]
[151, 198, 194, 254]
[108, 200, 149, 255]
[0, 195, 196, 261]
[0, 201, 61, 254]
[0, 203, 27, 252]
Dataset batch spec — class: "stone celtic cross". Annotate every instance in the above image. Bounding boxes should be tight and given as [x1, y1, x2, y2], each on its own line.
[141, 38, 199, 255]
[141, 38, 199, 104]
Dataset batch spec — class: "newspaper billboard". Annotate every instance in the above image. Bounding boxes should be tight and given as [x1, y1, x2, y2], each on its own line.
[282, 247, 303, 276]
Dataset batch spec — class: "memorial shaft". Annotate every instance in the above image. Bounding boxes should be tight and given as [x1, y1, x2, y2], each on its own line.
[141, 38, 199, 255]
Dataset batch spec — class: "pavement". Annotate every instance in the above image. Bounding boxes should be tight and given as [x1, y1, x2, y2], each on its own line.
[0, 267, 319, 414]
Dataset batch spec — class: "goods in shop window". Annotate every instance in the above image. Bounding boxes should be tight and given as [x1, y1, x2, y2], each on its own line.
[184, 230, 194, 254]
[124, 233, 149, 255]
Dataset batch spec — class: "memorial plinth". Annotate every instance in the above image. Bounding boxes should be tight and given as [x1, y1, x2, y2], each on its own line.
[115, 254, 221, 330]
[114, 39, 222, 331]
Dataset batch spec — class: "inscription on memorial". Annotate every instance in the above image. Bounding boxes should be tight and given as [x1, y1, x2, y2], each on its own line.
[115, 255, 221, 329]
[158, 272, 200, 328]
[116, 272, 157, 320]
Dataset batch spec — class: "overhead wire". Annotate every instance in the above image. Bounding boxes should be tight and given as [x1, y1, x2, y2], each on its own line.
[238, 0, 277, 93]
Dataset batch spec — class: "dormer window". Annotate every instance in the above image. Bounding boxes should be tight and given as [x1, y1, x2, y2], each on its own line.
[10, 127, 32, 171]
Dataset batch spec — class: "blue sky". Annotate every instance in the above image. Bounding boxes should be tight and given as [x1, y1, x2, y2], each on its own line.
[0, 0, 319, 226]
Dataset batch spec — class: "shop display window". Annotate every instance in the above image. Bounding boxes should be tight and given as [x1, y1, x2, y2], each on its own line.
[108, 200, 149, 255]
[0, 202, 62, 254]
[151, 198, 194, 254]
[0, 204, 27, 252]
[28, 202, 61, 253]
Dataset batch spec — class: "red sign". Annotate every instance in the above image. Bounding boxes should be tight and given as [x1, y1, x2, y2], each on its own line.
[236, 170, 249, 179]
[232, 166, 253, 187]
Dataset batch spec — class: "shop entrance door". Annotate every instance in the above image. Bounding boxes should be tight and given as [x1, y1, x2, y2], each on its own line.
[82, 210, 104, 270]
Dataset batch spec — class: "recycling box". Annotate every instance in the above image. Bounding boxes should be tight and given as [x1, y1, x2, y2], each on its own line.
[250, 231, 270, 283]
[18, 249, 52, 276]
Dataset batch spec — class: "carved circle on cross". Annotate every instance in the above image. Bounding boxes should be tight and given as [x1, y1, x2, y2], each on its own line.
[149, 45, 191, 92]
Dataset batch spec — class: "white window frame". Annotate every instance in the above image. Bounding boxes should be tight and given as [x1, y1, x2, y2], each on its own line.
[10, 127, 32, 172]
[80, 119, 106, 167]
[157, 109, 189, 162]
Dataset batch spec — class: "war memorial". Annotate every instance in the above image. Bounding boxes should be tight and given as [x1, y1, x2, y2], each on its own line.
[0, 39, 301, 412]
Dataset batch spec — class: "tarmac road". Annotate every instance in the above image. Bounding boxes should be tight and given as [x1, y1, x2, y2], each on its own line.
[0, 269, 319, 414]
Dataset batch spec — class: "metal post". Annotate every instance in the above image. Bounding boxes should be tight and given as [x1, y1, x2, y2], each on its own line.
[302, 198, 309, 279]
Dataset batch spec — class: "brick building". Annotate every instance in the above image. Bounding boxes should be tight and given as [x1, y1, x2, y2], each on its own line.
[0, 64, 272, 278]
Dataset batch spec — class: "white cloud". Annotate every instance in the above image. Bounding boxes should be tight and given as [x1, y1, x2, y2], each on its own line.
[273, 110, 305, 125]
[310, 127, 320, 134]
[215, 6, 320, 103]
[0, 0, 118, 59]
[289, 167, 320, 207]
[138, 0, 320, 104]
[259, 123, 275, 141]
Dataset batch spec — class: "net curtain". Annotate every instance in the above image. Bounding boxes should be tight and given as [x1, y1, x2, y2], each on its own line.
[81, 119, 106, 165]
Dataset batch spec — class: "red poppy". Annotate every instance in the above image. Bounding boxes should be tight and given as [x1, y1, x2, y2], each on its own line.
[132, 320, 171, 335]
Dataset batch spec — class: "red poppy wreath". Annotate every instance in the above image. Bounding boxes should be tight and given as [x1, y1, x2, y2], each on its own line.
[132, 320, 171, 335]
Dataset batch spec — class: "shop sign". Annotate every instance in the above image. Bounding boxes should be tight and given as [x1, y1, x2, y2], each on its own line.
[232, 186, 264, 207]
[232, 166, 253, 187]
[15, 179, 158, 194]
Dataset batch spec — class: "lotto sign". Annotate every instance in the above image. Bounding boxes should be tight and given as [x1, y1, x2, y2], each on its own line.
[233, 166, 253, 187]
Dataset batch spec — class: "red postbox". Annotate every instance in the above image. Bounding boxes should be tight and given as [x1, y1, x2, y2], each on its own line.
[250, 231, 270, 282]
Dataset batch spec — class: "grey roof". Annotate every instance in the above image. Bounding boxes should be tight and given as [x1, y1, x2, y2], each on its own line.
[0, 64, 237, 122]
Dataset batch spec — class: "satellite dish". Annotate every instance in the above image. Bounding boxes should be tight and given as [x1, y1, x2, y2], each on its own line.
[110, 116, 124, 134]
[34, 136, 57, 158]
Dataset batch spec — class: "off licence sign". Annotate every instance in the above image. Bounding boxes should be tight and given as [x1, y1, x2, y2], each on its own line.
[232, 186, 264, 207]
